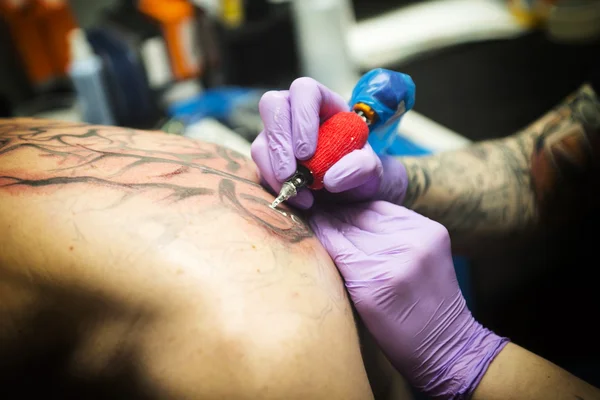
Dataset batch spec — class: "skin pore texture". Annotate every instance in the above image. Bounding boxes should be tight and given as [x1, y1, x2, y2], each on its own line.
[400, 84, 600, 252]
[0, 118, 400, 399]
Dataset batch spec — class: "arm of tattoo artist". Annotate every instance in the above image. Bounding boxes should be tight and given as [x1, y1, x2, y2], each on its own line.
[473, 343, 600, 400]
[399, 84, 600, 249]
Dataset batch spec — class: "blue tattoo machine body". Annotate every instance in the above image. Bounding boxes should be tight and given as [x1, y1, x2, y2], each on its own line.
[349, 68, 416, 155]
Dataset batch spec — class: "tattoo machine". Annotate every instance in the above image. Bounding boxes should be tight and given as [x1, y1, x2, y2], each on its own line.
[270, 68, 416, 208]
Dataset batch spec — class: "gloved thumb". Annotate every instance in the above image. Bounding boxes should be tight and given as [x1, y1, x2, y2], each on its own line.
[323, 144, 382, 193]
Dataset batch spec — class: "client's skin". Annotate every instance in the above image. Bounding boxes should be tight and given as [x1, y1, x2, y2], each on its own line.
[0, 118, 400, 399]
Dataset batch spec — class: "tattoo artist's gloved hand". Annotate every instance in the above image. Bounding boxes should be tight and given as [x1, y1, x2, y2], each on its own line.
[309, 201, 509, 399]
[250, 77, 408, 209]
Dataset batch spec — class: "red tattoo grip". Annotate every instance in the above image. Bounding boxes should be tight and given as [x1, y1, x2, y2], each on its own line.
[300, 111, 370, 190]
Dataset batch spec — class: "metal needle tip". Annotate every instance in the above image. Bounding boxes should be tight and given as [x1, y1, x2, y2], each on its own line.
[270, 197, 283, 209]
[270, 181, 298, 209]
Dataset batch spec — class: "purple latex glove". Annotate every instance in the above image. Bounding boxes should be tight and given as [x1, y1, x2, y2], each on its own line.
[250, 77, 409, 209]
[310, 201, 509, 399]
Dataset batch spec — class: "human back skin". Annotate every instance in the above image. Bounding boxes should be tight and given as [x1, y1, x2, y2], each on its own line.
[0, 118, 378, 399]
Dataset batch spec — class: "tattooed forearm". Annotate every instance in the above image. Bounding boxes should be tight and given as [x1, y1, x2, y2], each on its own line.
[399, 84, 600, 246]
[401, 133, 537, 239]
[0, 118, 312, 243]
[530, 85, 600, 222]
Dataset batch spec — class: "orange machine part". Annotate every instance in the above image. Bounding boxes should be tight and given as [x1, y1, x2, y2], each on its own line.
[352, 102, 377, 124]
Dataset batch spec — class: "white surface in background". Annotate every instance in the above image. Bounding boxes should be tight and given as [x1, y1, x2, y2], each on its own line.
[180, 17, 203, 74]
[161, 80, 204, 106]
[184, 118, 253, 158]
[189, 0, 221, 17]
[291, 0, 359, 99]
[141, 37, 173, 89]
[349, 0, 528, 69]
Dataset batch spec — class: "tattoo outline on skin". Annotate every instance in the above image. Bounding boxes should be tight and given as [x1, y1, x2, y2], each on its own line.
[219, 178, 313, 243]
[0, 119, 353, 332]
[0, 119, 313, 244]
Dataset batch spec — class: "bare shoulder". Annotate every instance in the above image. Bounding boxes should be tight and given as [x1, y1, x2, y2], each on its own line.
[0, 118, 372, 399]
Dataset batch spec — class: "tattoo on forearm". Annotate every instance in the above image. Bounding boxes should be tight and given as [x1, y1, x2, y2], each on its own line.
[401, 134, 536, 238]
[400, 84, 600, 241]
[531, 85, 600, 221]
[0, 119, 312, 243]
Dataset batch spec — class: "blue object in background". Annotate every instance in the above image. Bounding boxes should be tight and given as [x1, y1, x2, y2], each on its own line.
[167, 87, 262, 125]
[68, 29, 116, 126]
[87, 27, 158, 128]
[387, 134, 430, 157]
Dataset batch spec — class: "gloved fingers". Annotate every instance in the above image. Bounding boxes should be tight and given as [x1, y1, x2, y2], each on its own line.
[331, 206, 390, 234]
[251, 131, 314, 209]
[251, 131, 282, 193]
[360, 202, 452, 251]
[327, 201, 417, 234]
[312, 205, 379, 246]
[309, 210, 363, 275]
[289, 77, 349, 160]
[376, 155, 410, 205]
[323, 143, 382, 193]
[258, 90, 297, 182]
[311, 208, 398, 279]
[366, 201, 429, 231]
[283, 188, 314, 210]
[279, 188, 314, 210]
[367, 200, 419, 219]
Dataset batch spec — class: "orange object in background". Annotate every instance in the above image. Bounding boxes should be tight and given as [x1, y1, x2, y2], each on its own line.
[0, 0, 53, 85]
[138, 0, 202, 81]
[0, 0, 76, 86]
[34, 0, 78, 76]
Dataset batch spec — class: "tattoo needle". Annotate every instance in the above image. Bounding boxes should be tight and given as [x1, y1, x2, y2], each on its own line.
[270, 180, 300, 209]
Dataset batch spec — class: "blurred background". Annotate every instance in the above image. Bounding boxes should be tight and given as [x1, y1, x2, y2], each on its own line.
[1, 0, 600, 397]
